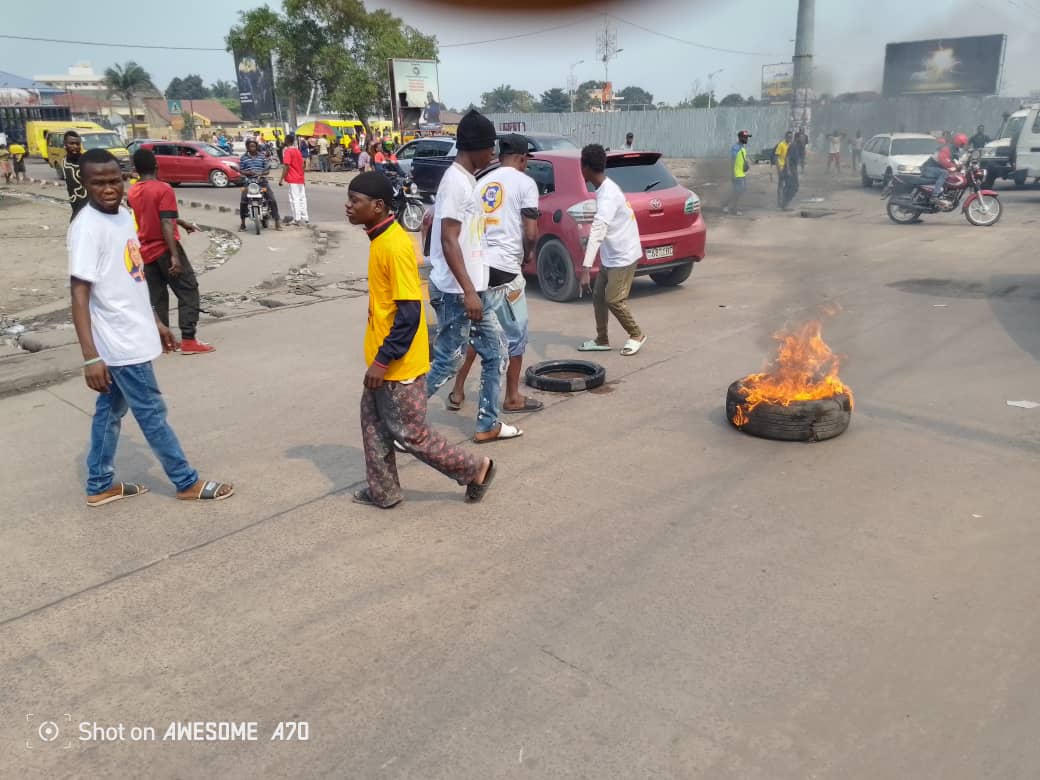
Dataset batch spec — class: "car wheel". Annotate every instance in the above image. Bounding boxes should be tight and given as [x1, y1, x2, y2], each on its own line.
[536, 238, 579, 302]
[209, 169, 230, 188]
[1012, 171, 1027, 187]
[649, 262, 694, 287]
[982, 170, 997, 188]
[525, 360, 606, 393]
[169, 182, 181, 188]
[861, 165, 872, 188]
[883, 167, 893, 187]
[726, 380, 851, 442]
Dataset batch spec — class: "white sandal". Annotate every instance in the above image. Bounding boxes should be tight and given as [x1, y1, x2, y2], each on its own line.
[474, 422, 523, 444]
[620, 335, 647, 356]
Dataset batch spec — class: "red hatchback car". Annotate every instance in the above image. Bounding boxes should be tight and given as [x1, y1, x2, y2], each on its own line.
[136, 140, 242, 188]
[525, 150, 706, 301]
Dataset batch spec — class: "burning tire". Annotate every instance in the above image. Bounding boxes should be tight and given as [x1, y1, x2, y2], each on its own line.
[726, 381, 851, 441]
[727, 321, 854, 442]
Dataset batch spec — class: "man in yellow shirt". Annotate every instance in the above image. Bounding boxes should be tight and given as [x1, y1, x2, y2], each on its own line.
[345, 171, 497, 508]
[9, 141, 27, 183]
[723, 130, 751, 215]
[774, 131, 791, 209]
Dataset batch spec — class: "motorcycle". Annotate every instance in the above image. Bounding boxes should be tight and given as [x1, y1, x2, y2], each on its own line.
[881, 153, 1001, 227]
[243, 177, 271, 235]
[389, 173, 425, 233]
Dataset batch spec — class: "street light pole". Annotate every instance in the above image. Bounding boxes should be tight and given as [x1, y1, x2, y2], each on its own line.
[569, 59, 584, 113]
[707, 68, 724, 110]
[791, 0, 815, 136]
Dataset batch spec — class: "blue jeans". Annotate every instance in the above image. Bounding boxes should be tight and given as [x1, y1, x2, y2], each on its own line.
[494, 275, 529, 358]
[426, 285, 507, 433]
[86, 362, 198, 494]
[921, 163, 947, 198]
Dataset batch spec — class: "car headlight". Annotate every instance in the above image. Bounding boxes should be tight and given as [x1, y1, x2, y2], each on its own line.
[897, 164, 919, 173]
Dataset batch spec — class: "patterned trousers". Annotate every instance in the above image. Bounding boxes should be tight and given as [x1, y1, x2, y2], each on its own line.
[361, 377, 483, 506]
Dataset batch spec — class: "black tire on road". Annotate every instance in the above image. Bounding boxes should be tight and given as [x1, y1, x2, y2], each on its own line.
[861, 165, 872, 188]
[650, 262, 694, 287]
[536, 238, 580, 302]
[726, 381, 851, 442]
[209, 169, 230, 188]
[253, 214, 261, 235]
[525, 360, 606, 393]
[886, 200, 922, 225]
[983, 170, 997, 188]
[1013, 171, 1027, 187]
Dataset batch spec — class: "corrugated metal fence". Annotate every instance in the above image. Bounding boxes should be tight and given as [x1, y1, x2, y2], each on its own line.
[486, 95, 1028, 158]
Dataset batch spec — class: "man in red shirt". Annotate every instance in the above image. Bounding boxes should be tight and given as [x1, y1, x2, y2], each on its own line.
[127, 148, 215, 354]
[278, 132, 309, 226]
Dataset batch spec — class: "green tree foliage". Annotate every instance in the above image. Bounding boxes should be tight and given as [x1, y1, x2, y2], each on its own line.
[210, 79, 238, 99]
[227, 0, 438, 133]
[538, 88, 570, 113]
[677, 92, 714, 109]
[718, 93, 745, 107]
[480, 84, 535, 114]
[573, 79, 605, 112]
[165, 74, 210, 100]
[617, 85, 654, 111]
[103, 62, 156, 137]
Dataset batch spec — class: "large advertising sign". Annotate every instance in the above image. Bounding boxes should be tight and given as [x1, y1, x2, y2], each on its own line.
[233, 49, 276, 120]
[882, 35, 1005, 97]
[761, 63, 793, 101]
[389, 59, 442, 132]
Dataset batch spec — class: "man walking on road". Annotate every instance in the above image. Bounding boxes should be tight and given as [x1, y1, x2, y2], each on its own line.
[318, 134, 331, 173]
[279, 132, 309, 226]
[723, 130, 751, 215]
[425, 109, 521, 445]
[449, 134, 544, 415]
[9, 139, 27, 183]
[346, 171, 497, 508]
[63, 130, 88, 220]
[69, 149, 233, 506]
[577, 143, 647, 357]
[127, 149, 214, 355]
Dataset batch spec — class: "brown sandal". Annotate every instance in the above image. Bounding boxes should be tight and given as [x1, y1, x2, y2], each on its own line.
[86, 482, 149, 507]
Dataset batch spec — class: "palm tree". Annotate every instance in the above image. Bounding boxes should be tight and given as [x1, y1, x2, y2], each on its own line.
[103, 61, 156, 139]
[211, 79, 237, 100]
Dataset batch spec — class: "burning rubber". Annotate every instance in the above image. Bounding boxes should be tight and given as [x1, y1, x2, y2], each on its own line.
[727, 321, 854, 442]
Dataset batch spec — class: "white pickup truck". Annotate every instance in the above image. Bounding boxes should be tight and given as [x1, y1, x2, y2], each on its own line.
[1008, 103, 1040, 184]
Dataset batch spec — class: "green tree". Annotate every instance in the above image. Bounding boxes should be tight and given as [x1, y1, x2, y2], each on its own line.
[573, 79, 605, 112]
[103, 61, 156, 138]
[480, 84, 534, 114]
[227, 1, 437, 134]
[539, 87, 570, 113]
[617, 85, 654, 111]
[210, 79, 237, 99]
[718, 92, 745, 107]
[678, 91, 714, 109]
[165, 74, 210, 100]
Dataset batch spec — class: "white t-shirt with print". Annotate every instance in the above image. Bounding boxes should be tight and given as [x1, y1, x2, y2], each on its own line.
[429, 162, 488, 294]
[68, 205, 162, 366]
[476, 165, 539, 275]
[594, 176, 643, 268]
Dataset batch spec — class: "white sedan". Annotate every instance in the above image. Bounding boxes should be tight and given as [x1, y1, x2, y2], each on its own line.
[860, 133, 938, 187]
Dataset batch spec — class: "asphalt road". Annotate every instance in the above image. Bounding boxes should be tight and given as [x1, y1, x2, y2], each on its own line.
[3, 170, 1040, 778]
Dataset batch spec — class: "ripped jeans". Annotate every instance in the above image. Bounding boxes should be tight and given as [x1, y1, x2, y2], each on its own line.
[425, 285, 507, 434]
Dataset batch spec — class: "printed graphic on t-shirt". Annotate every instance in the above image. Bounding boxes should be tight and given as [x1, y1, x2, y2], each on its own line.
[480, 181, 504, 213]
[124, 239, 145, 282]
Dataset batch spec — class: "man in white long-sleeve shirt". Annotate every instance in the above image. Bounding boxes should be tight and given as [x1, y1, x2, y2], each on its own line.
[576, 144, 647, 357]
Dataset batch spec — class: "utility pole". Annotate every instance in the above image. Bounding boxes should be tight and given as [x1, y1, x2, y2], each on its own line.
[569, 59, 584, 113]
[707, 68, 724, 110]
[790, 0, 814, 138]
[596, 16, 620, 111]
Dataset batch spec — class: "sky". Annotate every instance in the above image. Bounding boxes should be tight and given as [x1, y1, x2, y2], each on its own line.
[3, 0, 1038, 109]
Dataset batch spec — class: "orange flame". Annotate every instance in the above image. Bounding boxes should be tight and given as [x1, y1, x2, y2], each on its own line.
[731, 321, 853, 426]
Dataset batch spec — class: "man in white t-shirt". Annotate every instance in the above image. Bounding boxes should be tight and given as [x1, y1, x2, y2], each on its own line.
[576, 144, 646, 356]
[449, 134, 543, 415]
[69, 148, 234, 507]
[424, 110, 521, 444]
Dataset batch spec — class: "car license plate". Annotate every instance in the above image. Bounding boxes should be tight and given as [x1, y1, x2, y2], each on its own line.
[645, 245, 674, 260]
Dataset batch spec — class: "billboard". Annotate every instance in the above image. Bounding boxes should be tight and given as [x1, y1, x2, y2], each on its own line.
[762, 63, 793, 101]
[389, 59, 442, 132]
[233, 49, 276, 120]
[882, 35, 1005, 97]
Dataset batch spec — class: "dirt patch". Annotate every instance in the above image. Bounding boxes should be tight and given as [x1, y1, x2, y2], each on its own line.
[0, 197, 70, 316]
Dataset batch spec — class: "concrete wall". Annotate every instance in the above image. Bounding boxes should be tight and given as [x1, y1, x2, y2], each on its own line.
[486, 96, 1029, 158]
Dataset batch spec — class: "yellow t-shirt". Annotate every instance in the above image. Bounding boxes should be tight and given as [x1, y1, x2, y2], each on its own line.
[365, 221, 430, 382]
[9, 143, 26, 159]
[775, 140, 789, 171]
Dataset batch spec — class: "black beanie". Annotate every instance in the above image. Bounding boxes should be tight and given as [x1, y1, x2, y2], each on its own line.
[456, 109, 496, 151]
[348, 171, 395, 207]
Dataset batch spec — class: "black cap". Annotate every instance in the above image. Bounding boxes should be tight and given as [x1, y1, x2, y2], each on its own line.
[456, 109, 497, 151]
[498, 133, 531, 157]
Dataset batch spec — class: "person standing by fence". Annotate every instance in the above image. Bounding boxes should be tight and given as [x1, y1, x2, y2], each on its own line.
[723, 130, 751, 216]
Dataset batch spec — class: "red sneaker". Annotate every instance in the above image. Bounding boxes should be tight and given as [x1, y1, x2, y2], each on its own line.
[180, 338, 215, 355]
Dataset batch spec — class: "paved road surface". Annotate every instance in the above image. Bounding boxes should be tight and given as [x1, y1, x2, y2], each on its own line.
[3, 175, 1040, 778]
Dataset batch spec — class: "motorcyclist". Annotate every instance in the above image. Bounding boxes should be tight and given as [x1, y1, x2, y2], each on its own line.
[921, 132, 968, 204]
[238, 139, 282, 231]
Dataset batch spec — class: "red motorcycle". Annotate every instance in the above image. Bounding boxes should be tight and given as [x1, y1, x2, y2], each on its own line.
[881, 154, 1002, 227]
